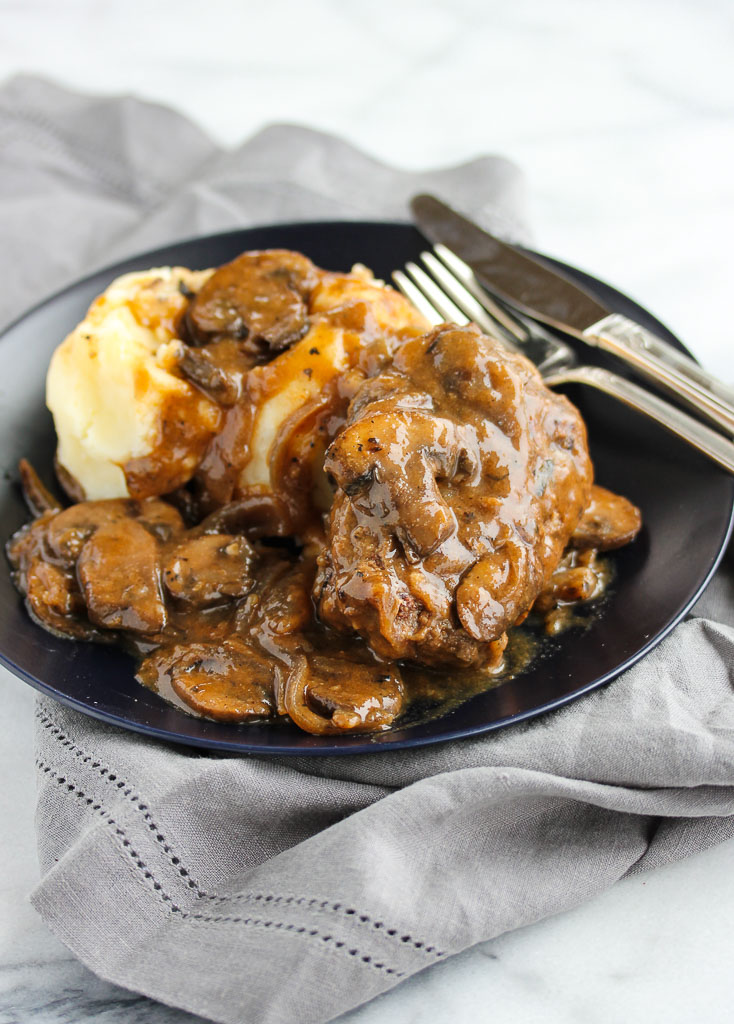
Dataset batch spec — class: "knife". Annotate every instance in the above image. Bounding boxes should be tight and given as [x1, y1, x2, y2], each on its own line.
[411, 194, 734, 437]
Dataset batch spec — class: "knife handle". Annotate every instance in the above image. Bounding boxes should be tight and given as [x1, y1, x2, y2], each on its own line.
[586, 314, 734, 436]
[543, 365, 734, 475]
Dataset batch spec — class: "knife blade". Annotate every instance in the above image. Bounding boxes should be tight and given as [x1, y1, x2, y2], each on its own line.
[411, 194, 734, 436]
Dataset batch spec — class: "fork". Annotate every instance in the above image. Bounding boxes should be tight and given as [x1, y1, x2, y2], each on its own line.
[393, 247, 734, 475]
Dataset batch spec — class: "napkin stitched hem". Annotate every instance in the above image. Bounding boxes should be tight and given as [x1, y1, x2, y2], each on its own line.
[33, 705, 447, 963]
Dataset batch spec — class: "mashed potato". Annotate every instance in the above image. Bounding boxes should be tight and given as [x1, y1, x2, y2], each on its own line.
[47, 267, 221, 500]
[47, 255, 429, 518]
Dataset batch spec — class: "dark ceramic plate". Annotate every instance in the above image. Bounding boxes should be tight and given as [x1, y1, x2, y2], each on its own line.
[1, 222, 732, 754]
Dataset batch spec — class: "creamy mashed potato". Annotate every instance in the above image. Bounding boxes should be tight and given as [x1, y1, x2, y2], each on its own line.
[47, 267, 220, 500]
[47, 256, 429, 516]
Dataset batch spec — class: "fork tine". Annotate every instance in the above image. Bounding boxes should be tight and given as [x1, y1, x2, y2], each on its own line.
[394, 258, 523, 355]
[419, 250, 520, 351]
[432, 243, 528, 343]
[392, 270, 443, 325]
[404, 261, 469, 325]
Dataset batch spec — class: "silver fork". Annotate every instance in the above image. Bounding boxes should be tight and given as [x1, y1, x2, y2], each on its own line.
[393, 247, 734, 475]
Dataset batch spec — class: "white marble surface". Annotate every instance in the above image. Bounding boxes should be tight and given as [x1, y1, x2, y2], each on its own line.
[1, 0, 734, 1021]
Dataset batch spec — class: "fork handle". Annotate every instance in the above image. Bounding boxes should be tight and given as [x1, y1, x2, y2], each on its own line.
[592, 314, 734, 407]
[585, 314, 734, 436]
[544, 365, 734, 475]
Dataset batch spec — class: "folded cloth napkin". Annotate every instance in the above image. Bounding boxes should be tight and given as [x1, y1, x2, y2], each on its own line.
[3, 74, 733, 1024]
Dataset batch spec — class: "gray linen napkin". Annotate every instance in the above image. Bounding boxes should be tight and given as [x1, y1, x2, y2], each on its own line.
[3, 75, 733, 1024]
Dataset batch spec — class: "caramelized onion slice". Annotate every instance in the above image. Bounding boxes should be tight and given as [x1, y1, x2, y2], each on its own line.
[18, 459, 62, 516]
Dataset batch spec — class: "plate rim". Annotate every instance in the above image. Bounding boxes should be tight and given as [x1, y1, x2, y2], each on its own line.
[2, 220, 733, 755]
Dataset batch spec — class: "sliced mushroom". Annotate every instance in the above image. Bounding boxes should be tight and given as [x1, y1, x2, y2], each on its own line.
[163, 534, 256, 607]
[571, 485, 642, 550]
[25, 558, 97, 641]
[46, 498, 183, 563]
[186, 250, 317, 353]
[283, 654, 404, 735]
[77, 519, 166, 633]
[139, 640, 276, 722]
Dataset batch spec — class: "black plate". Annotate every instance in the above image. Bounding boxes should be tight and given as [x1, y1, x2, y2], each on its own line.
[1, 222, 732, 754]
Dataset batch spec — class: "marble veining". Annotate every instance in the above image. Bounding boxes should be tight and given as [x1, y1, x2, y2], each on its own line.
[1, 0, 734, 1021]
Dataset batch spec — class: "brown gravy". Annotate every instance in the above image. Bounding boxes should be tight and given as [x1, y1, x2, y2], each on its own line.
[6, 250, 642, 737]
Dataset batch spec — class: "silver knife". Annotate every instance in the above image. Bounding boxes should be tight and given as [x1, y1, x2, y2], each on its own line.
[411, 194, 734, 436]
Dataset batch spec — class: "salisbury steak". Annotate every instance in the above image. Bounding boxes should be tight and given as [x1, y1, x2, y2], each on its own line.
[315, 323, 594, 667]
